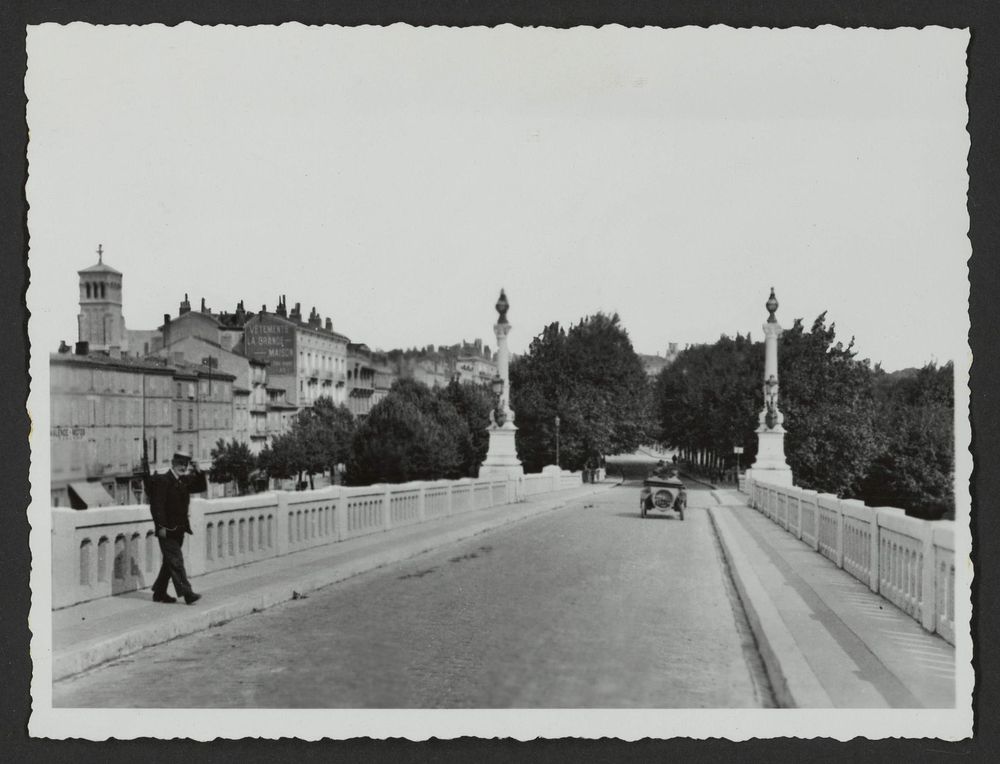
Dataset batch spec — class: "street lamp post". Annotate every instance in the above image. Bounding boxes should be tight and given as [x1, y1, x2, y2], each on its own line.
[555, 415, 560, 468]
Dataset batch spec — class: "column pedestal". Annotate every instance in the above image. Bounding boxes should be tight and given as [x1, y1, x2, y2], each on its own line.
[750, 427, 794, 486]
[480, 424, 524, 478]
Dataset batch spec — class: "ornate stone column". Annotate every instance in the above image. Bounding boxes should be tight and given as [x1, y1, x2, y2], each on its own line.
[749, 287, 794, 486]
[480, 289, 524, 484]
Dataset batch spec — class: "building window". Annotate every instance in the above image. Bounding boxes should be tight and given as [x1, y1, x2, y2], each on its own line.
[188, 408, 194, 430]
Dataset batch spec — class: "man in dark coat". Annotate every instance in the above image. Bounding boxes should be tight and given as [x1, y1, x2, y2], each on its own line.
[146, 450, 207, 604]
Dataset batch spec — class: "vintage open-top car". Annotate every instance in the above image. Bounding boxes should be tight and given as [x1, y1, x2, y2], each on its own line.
[640, 473, 686, 520]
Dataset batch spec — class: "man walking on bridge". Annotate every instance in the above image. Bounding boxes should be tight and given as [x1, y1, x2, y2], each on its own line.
[146, 450, 207, 605]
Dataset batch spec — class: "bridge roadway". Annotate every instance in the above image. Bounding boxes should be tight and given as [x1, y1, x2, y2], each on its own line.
[53, 480, 775, 708]
[52, 468, 956, 709]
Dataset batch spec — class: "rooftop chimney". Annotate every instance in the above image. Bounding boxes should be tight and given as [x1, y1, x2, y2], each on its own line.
[163, 313, 171, 326]
[75, 341, 89, 356]
[325, 317, 332, 331]
[276, 296, 287, 317]
[308, 307, 321, 328]
[200, 297, 207, 313]
[179, 293, 191, 315]
[290, 302, 302, 321]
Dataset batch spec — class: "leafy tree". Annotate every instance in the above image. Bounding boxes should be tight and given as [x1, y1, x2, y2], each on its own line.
[511, 312, 651, 472]
[436, 380, 493, 476]
[347, 378, 466, 484]
[295, 396, 356, 486]
[653, 333, 761, 474]
[256, 397, 356, 489]
[778, 313, 879, 498]
[861, 362, 955, 518]
[257, 431, 303, 486]
[209, 438, 257, 495]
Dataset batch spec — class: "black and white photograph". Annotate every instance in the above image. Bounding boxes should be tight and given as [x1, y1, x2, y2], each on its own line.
[24, 22, 973, 740]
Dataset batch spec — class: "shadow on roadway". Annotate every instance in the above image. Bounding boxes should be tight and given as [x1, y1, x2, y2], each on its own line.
[613, 511, 684, 520]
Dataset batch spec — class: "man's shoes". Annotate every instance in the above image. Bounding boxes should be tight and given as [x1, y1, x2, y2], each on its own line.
[184, 592, 202, 605]
[153, 592, 177, 603]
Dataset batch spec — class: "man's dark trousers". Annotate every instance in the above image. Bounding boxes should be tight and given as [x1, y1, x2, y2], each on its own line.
[153, 531, 194, 598]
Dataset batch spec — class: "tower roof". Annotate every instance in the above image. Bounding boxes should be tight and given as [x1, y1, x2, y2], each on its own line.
[78, 244, 121, 275]
[78, 261, 122, 276]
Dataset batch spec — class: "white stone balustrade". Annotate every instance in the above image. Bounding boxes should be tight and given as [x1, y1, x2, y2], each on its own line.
[743, 473, 956, 645]
[51, 466, 582, 610]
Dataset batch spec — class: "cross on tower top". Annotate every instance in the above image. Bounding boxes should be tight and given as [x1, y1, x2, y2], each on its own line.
[97, 244, 103, 264]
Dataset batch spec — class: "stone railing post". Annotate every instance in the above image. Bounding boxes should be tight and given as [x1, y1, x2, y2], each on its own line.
[417, 482, 427, 523]
[807, 490, 820, 551]
[920, 521, 937, 632]
[382, 485, 392, 531]
[834, 499, 845, 569]
[334, 487, 346, 542]
[51, 509, 77, 610]
[187, 497, 209, 577]
[869, 508, 883, 593]
[795, 493, 804, 540]
[274, 491, 290, 555]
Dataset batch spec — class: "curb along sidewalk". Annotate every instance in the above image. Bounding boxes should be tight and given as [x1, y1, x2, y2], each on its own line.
[703, 489, 956, 709]
[53, 481, 619, 682]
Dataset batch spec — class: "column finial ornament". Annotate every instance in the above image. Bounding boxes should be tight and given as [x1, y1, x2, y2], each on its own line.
[766, 286, 778, 323]
[495, 288, 509, 325]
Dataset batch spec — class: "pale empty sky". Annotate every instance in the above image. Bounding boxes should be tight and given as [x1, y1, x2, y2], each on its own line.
[26, 24, 969, 371]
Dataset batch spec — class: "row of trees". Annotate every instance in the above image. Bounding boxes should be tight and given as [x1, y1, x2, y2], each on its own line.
[652, 313, 955, 518]
[209, 380, 496, 492]
[347, 378, 492, 485]
[209, 311, 656, 491]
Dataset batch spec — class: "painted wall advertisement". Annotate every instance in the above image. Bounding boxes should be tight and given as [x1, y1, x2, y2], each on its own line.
[244, 315, 297, 375]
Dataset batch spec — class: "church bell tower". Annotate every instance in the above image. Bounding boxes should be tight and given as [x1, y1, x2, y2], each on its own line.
[77, 244, 126, 352]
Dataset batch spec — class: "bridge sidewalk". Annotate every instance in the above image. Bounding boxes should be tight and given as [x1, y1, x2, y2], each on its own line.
[702, 489, 955, 708]
[51, 481, 618, 683]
